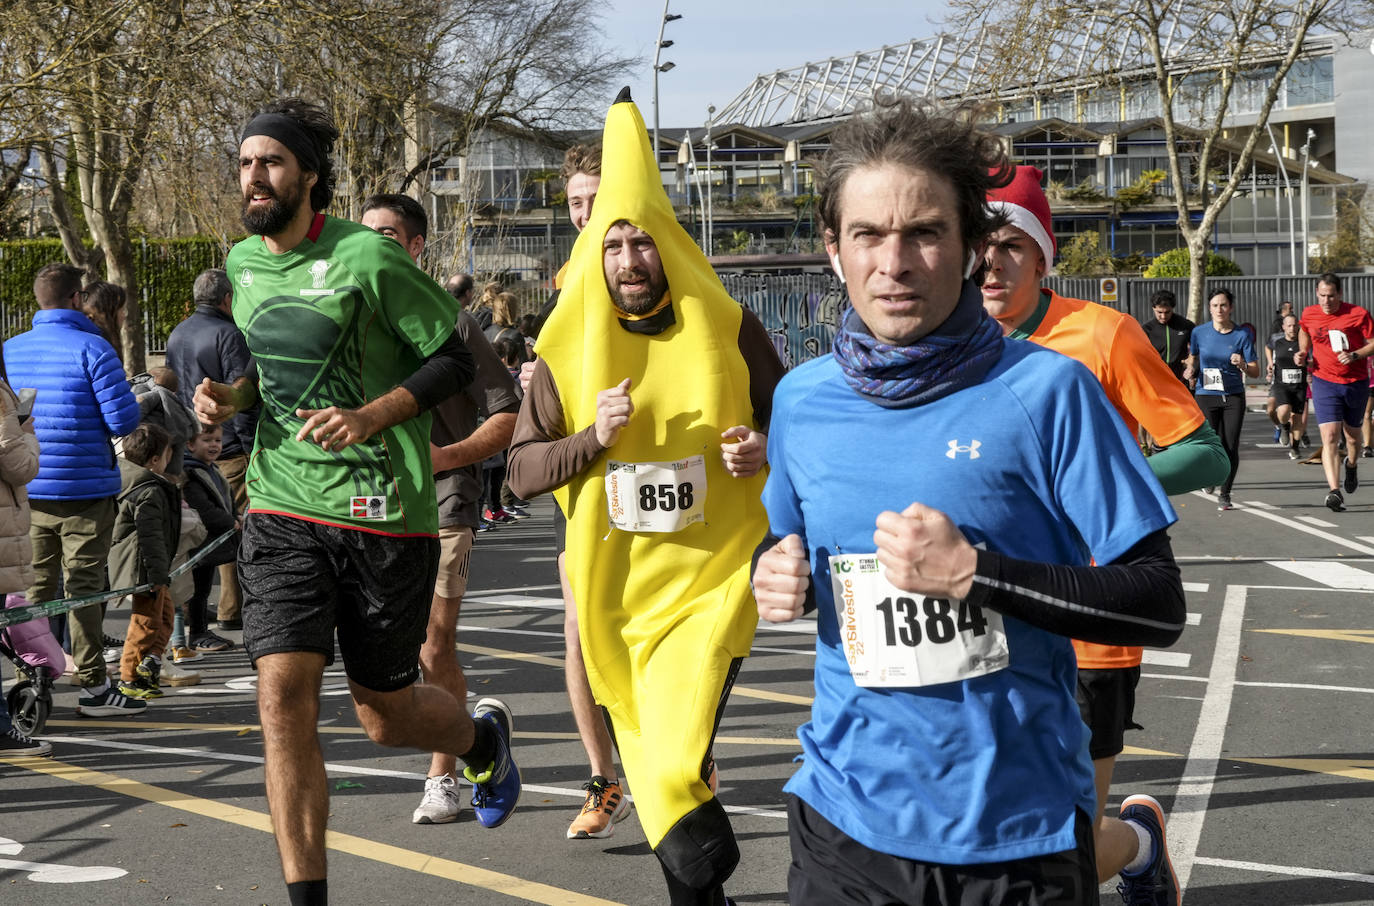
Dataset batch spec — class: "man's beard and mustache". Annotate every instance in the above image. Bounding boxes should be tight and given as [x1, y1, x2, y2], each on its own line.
[241, 175, 308, 236]
[608, 267, 668, 315]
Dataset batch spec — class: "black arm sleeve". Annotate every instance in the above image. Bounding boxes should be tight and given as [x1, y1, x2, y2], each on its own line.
[964, 528, 1185, 648]
[401, 329, 475, 412]
[751, 531, 819, 615]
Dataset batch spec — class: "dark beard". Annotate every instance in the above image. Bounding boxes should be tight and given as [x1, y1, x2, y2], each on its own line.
[241, 196, 295, 235]
[609, 269, 668, 315]
[241, 175, 307, 236]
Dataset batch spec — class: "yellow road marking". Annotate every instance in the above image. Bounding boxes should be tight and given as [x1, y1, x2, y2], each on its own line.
[1253, 628, 1374, 644]
[1, 755, 623, 905]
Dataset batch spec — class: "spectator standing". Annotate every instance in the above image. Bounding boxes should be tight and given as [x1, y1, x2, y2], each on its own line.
[165, 268, 256, 630]
[180, 422, 237, 652]
[110, 422, 181, 700]
[4, 262, 143, 716]
[0, 352, 49, 754]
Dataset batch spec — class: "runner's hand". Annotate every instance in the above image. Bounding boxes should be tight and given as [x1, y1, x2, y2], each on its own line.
[194, 378, 239, 425]
[754, 533, 810, 622]
[1230, 353, 1244, 367]
[519, 360, 537, 394]
[721, 426, 766, 478]
[295, 406, 374, 452]
[594, 378, 633, 448]
[874, 502, 977, 600]
[1294, 350, 1306, 366]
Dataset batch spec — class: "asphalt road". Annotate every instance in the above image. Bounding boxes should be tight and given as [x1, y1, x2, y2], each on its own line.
[4, 406, 1374, 905]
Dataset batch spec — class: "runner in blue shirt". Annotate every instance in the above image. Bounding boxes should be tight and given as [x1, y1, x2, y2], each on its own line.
[1184, 288, 1260, 510]
[751, 100, 1187, 906]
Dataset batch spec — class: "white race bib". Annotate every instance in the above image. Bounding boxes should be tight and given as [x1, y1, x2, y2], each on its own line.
[1329, 329, 1349, 352]
[1202, 368, 1224, 391]
[605, 455, 707, 533]
[1280, 368, 1303, 385]
[829, 553, 1009, 688]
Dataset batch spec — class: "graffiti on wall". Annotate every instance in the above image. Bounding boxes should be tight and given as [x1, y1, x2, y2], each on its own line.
[719, 273, 847, 371]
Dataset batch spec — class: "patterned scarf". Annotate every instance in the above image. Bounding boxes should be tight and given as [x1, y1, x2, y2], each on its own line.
[832, 281, 1005, 408]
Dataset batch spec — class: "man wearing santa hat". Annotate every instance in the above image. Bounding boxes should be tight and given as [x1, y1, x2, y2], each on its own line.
[981, 165, 1227, 905]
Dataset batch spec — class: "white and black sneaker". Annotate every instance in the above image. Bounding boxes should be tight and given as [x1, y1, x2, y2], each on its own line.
[412, 774, 463, 824]
[1326, 489, 1346, 513]
[77, 685, 147, 716]
[0, 725, 52, 756]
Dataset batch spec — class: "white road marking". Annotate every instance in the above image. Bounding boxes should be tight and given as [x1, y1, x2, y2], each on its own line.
[1235, 680, 1374, 695]
[1141, 650, 1191, 668]
[1186, 612, 1202, 626]
[1296, 515, 1338, 528]
[1183, 581, 1210, 592]
[1243, 500, 1277, 510]
[1265, 559, 1374, 589]
[1168, 584, 1247, 892]
[1359, 536, 1374, 546]
[1193, 856, 1374, 884]
[1192, 490, 1374, 555]
[0, 837, 127, 883]
[1140, 673, 1208, 683]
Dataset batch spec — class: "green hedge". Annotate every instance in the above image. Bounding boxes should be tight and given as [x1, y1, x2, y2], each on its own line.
[0, 237, 229, 352]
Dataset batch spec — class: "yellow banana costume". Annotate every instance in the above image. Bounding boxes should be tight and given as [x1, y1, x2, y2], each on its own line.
[536, 90, 768, 892]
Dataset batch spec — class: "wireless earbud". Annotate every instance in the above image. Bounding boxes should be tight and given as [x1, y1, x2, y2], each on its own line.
[963, 249, 979, 280]
[830, 255, 846, 284]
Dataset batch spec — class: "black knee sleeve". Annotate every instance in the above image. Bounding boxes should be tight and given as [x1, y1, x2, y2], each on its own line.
[654, 797, 739, 892]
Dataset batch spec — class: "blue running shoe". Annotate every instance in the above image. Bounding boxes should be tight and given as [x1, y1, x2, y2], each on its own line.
[1117, 794, 1180, 905]
[464, 697, 520, 827]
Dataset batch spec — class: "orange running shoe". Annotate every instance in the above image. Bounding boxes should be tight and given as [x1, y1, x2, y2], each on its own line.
[567, 776, 630, 839]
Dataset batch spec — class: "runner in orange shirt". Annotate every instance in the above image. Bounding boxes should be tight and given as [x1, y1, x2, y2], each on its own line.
[982, 166, 1228, 903]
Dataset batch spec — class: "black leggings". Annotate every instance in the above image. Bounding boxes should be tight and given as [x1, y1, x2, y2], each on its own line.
[1197, 393, 1246, 495]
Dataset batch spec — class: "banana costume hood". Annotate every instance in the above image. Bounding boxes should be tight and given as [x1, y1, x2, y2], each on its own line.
[536, 89, 769, 887]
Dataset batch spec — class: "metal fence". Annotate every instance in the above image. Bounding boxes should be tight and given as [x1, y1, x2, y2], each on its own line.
[716, 269, 1374, 370]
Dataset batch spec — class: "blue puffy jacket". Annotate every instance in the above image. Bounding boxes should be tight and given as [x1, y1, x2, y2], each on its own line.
[3, 309, 142, 500]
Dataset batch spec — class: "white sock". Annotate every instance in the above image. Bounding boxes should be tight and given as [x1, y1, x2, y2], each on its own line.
[1121, 818, 1154, 875]
[85, 680, 110, 697]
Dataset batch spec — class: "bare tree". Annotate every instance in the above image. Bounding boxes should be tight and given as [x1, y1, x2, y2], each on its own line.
[938, 0, 1374, 321]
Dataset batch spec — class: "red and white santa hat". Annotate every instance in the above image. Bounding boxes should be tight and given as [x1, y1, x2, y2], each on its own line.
[985, 165, 1056, 268]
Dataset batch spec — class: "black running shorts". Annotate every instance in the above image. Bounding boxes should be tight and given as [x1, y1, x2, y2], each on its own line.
[1270, 382, 1307, 413]
[238, 512, 439, 692]
[786, 795, 1099, 905]
[1075, 665, 1143, 760]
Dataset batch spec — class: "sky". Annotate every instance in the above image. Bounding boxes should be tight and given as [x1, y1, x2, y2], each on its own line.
[594, 0, 950, 131]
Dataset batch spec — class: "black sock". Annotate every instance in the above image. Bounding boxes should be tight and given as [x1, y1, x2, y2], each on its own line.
[287, 879, 327, 906]
[459, 717, 496, 773]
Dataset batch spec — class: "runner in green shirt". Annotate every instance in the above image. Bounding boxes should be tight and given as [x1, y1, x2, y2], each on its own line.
[193, 98, 522, 906]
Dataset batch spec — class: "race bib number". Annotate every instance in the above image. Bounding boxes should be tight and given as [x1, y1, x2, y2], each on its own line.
[1281, 368, 1303, 385]
[1329, 329, 1349, 352]
[605, 455, 707, 533]
[1202, 368, 1224, 391]
[829, 553, 1009, 688]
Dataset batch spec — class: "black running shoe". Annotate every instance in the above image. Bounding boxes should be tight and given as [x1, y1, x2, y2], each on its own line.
[1344, 462, 1359, 495]
[1326, 489, 1345, 512]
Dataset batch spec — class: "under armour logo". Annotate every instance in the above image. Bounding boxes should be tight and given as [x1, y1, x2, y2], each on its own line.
[946, 439, 981, 460]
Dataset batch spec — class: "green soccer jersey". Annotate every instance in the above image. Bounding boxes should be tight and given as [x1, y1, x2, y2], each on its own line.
[226, 213, 457, 536]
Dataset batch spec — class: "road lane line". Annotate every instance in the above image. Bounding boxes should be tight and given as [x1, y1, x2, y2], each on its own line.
[1168, 584, 1246, 892]
[1193, 856, 1374, 884]
[1192, 491, 1374, 555]
[1264, 559, 1374, 589]
[2, 756, 624, 905]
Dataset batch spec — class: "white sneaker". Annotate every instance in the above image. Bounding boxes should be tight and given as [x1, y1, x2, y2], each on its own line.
[161, 664, 201, 687]
[412, 774, 463, 824]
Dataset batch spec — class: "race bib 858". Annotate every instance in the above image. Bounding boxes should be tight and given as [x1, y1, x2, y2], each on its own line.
[605, 455, 707, 533]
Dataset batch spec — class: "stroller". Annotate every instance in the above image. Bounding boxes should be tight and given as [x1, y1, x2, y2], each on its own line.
[1, 593, 65, 736]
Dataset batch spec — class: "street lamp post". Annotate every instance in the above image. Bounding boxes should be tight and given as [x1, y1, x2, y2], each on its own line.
[1300, 128, 1315, 276]
[652, 2, 681, 169]
[1265, 123, 1297, 275]
[705, 105, 715, 257]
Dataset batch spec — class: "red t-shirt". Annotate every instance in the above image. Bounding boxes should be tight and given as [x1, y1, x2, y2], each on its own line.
[1300, 302, 1374, 384]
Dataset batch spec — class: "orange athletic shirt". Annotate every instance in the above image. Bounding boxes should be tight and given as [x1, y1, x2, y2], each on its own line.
[1022, 289, 1203, 669]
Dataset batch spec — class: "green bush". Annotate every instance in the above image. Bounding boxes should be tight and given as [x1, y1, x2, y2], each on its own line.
[1143, 246, 1243, 278]
[0, 236, 228, 350]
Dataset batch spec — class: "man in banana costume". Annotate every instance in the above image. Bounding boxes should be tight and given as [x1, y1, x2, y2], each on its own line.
[507, 89, 784, 905]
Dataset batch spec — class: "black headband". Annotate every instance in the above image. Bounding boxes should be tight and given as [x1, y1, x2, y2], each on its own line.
[241, 113, 321, 173]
